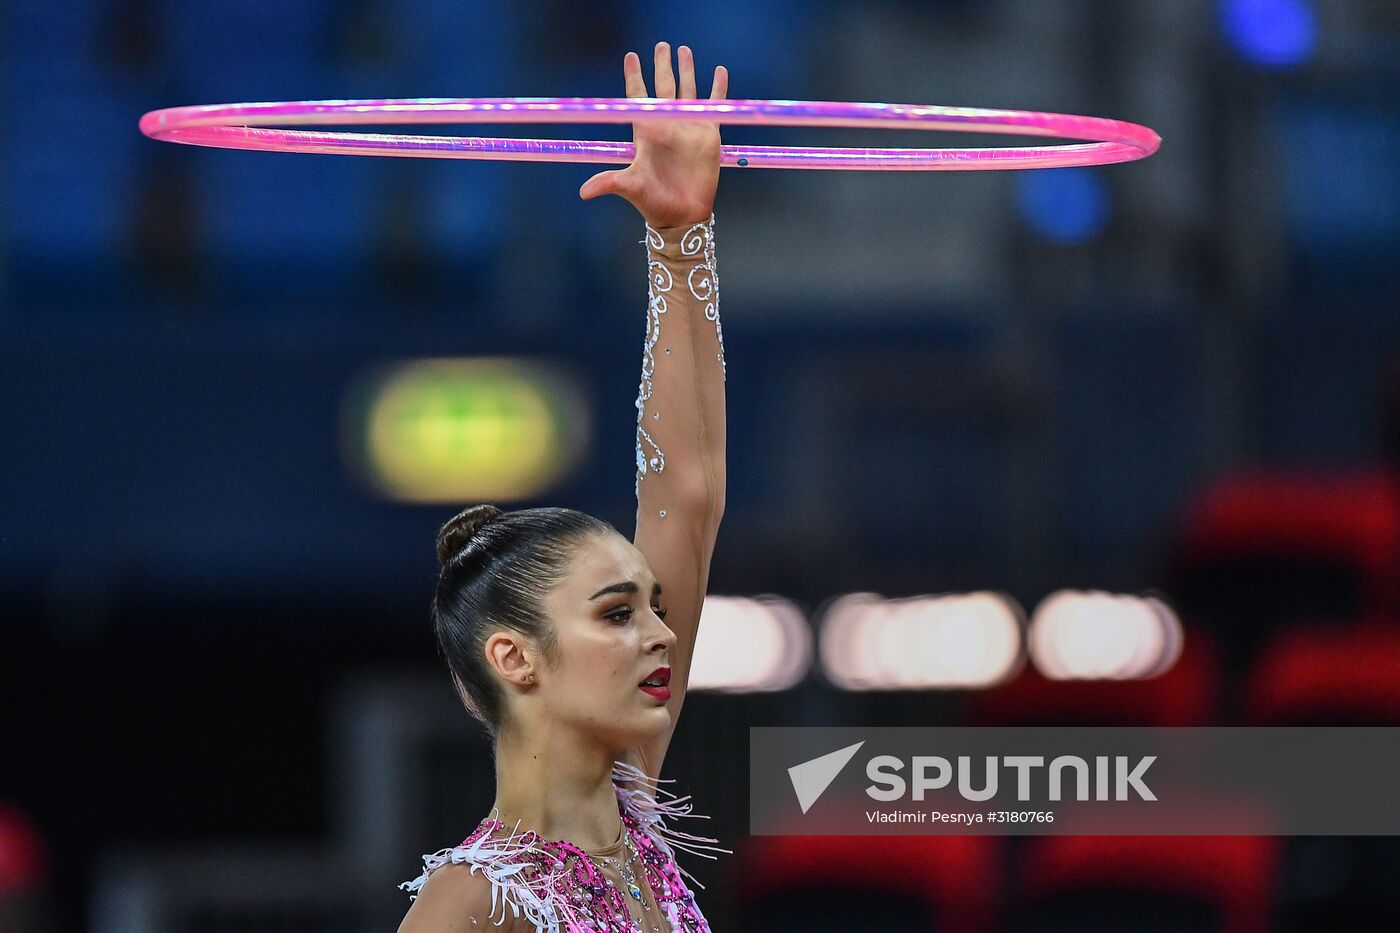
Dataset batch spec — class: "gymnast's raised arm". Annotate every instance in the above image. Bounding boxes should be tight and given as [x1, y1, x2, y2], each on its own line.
[579, 42, 728, 781]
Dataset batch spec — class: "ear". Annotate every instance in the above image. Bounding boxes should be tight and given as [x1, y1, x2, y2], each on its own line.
[485, 630, 534, 685]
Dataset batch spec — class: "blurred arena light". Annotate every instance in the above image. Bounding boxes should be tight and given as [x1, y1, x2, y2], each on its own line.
[1028, 590, 1184, 680]
[688, 596, 813, 692]
[1013, 167, 1110, 244]
[1219, 0, 1317, 68]
[818, 592, 1024, 690]
[341, 357, 589, 503]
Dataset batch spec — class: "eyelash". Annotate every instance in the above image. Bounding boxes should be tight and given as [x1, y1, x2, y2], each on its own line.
[606, 605, 668, 623]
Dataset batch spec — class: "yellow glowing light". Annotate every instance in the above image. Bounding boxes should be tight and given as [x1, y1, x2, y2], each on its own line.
[344, 357, 589, 503]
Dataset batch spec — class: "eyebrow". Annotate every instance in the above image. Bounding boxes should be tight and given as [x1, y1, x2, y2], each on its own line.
[588, 580, 663, 601]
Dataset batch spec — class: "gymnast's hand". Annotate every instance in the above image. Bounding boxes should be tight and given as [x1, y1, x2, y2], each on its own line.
[578, 42, 728, 228]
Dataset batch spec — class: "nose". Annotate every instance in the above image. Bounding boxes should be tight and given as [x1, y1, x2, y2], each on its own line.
[646, 611, 677, 655]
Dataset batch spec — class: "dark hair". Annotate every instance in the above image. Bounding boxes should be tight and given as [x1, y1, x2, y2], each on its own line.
[432, 503, 614, 739]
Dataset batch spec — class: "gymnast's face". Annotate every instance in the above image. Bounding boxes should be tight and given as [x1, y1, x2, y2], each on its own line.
[533, 531, 677, 749]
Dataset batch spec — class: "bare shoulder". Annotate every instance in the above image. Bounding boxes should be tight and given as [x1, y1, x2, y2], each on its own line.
[398, 862, 518, 932]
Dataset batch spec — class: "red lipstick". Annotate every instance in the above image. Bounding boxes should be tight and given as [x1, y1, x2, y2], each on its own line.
[639, 666, 671, 701]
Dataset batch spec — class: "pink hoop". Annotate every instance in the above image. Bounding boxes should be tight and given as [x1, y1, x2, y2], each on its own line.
[139, 97, 1159, 171]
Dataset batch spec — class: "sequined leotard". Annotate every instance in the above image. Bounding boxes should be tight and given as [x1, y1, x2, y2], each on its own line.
[400, 759, 731, 932]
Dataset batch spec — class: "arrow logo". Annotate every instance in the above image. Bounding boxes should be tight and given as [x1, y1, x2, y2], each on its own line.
[788, 741, 865, 814]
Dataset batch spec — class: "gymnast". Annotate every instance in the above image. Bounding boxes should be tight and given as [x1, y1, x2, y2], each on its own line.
[398, 42, 731, 933]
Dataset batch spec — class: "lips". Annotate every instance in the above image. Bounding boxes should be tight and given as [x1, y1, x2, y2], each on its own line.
[639, 666, 671, 700]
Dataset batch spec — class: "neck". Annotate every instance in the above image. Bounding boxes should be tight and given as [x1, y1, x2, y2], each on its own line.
[489, 721, 624, 851]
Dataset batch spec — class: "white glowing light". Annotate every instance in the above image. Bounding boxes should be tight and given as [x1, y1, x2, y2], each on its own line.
[1028, 590, 1185, 680]
[688, 595, 813, 692]
[817, 593, 882, 690]
[818, 592, 1023, 690]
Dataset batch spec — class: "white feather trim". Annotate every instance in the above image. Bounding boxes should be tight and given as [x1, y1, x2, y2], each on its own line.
[400, 759, 732, 930]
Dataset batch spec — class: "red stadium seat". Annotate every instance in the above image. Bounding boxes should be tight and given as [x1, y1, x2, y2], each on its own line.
[1169, 468, 1400, 660]
[1015, 835, 1280, 933]
[1179, 469, 1400, 599]
[965, 624, 1220, 727]
[0, 801, 47, 896]
[735, 819, 1004, 933]
[1243, 623, 1400, 930]
[1243, 621, 1400, 725]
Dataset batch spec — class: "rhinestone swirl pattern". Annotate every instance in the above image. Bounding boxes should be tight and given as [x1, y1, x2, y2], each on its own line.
[634, 215, 723, 502]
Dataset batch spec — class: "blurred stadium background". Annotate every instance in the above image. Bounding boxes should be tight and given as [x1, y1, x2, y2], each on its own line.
[3, 0, 1400, 930]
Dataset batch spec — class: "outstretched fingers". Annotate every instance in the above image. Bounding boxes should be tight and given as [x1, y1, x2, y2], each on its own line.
[653, 41, 676, 98]
[627, 46, 725, 100]
[624, 51, 648, 98]
[709, 64, 729, 101]
[677, 46, 697, 99]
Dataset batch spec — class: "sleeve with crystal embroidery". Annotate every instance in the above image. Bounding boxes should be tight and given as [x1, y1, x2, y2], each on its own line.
[632, 214, 727, 517]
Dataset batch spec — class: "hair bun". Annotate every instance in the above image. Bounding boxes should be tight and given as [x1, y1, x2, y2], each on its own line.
[436, 504, 503, 565]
